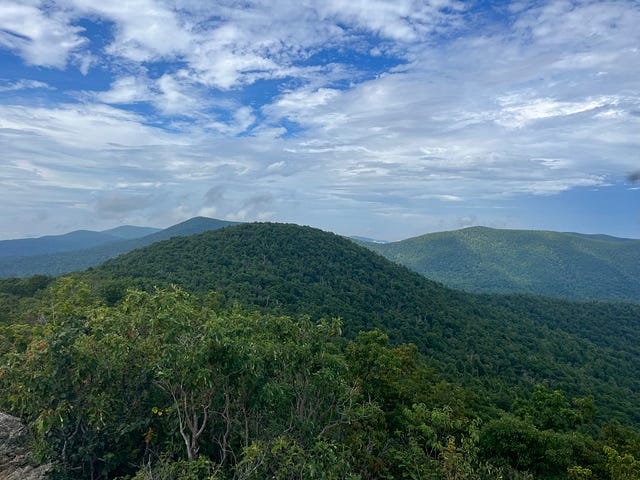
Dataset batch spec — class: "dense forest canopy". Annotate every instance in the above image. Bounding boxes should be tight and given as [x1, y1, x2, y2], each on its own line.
[361, 226, 640, 303]
[77, 223, 640, 425]
[1, 222, 639, 479]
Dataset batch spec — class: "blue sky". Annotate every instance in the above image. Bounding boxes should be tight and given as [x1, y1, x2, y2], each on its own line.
[0, 0, 639, 241]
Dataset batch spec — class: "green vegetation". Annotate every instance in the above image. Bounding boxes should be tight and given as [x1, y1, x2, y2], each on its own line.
[361, 226, 640, 303]
[0, 217, 237, 278]
[78, 223, 640, 425]
[1, 222, 639, 479]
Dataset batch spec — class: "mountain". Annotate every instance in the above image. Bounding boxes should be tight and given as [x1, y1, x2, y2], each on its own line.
[100, 225, 161, 239]
[349, 235, 388, 244]
[0, 217, 237, 278]
[139, 216, 237, 242]
[82, 222, 640, 426]
[360, 226, 640, 303]
[0, 226, 160, 259]
[0, 230, 121, 258]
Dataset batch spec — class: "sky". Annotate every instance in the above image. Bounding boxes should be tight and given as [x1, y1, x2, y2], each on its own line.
[0, 0, 639, 241]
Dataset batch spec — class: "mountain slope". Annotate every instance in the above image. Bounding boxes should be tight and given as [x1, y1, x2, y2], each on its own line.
[100, 225, 160, 239]
[0, 217, 237, 278]
[0, 226, 160, 258]
[82, 222, 640, 426]
[362, 226, 640, 302]
[0, 230, 122, 258]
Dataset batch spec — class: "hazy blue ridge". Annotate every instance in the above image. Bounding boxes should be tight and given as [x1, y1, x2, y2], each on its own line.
[0, 230, 122, 258]
[0, 225, 162, 259]
[100, 225, 161, 239]
[0, 217, 238, 278]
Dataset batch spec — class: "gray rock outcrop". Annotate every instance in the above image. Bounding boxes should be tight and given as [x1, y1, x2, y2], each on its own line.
[0, 411, 51, 480]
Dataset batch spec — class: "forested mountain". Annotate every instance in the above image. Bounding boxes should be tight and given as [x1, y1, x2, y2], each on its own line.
[0, 227, 157, 258]
[0, 217, 237, 278]
[361, 226, 640, 303]
[2, 222, 640, 479]
[81, 223, 640, 425]
[100, 225, 161, 240]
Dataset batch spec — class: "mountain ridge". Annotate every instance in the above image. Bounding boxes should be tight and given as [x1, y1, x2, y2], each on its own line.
[79, 222, 640, 426]
[361, 225, 640, 303]
[3, 221, 640, 478]
[4, 219, 640, 304]
[0, 217, 238, 278]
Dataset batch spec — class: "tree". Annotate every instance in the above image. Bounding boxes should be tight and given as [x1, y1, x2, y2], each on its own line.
[2, 279, 157, 479]
[514, 385, 581, 432]
[604, 446, 640, 480]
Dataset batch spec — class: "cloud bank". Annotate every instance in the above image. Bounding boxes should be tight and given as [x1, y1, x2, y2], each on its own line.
[0, 0, 638, 239]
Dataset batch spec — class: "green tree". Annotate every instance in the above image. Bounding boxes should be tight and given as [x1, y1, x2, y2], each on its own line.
[604, 446, 640, 480]
[514, 385, 581, 432]
[2, 279, 157, 478]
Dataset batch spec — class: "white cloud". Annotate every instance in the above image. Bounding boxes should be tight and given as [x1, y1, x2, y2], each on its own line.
[1, 0, 639, 239]
[318, 0, 465, 41]
[155, 72, 202, 115]
[416, 194, 464, 202]
[205, 106, 256, 135]
[0, 103, 175, 149]
[267, 161, 285, 171]
[255, 10, 640, 205]
[67, 0, 192, 61]
[95, 75, 154, 104]
[495, 95, 616, 128]
[0, 79, 53, 92]
[514, 0, 638, 48]
[0, 1, 85, 67]
[271, 88, 341, 114]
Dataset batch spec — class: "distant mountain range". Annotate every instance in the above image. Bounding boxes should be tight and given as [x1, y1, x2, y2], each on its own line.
[0, 217, 237, 278]
[0, 225, 160, 258]
[3, 220, 640, 305]
[360, 226, 640, 303]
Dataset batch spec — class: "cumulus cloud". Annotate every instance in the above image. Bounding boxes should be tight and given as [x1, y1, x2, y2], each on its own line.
[67, 0, 192, 61]
[205, 106, 256, 135]
[0, 1, 86, 68]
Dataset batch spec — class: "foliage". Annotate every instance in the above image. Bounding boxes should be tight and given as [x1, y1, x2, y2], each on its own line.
[76, 222, 640, 427]
[362, 226, 640, 303]
[1, 223, 640, 479]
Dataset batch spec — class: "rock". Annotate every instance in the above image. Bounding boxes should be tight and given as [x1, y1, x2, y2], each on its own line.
[0, 411, 51, 480]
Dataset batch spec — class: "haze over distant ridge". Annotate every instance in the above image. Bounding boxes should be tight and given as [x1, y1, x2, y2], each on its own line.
[0, 217, 236, 278]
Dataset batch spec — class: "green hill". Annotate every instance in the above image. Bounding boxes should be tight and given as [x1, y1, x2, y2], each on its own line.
[361, 226, 640, 302]
[0, 217, 237, 278]
[81, 222, 640, 426]
[4, 221, 640, 479]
